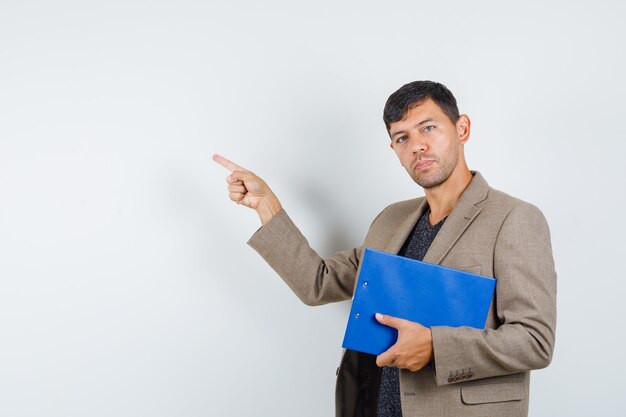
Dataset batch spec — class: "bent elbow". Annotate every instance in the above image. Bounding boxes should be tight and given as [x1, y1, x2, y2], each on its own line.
[533, 347, 553, 370]
[528, 329, 555, 370]
[293, 285, 331, 307]
[294, 285, 347, 307]
[299, 294, 325, 307]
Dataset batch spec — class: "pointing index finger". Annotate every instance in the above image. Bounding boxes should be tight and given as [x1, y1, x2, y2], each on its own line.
[212, 154, 247, 173]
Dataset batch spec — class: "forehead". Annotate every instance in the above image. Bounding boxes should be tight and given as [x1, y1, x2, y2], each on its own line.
[388, 99, 451, 134]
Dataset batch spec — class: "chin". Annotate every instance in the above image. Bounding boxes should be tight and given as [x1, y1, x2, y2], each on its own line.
[416, 174, 447, 189]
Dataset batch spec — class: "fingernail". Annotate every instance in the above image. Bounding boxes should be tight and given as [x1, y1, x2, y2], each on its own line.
[375, 313, 383, 321]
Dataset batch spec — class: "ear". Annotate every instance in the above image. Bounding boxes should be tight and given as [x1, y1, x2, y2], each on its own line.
[456, 114, 471, 145]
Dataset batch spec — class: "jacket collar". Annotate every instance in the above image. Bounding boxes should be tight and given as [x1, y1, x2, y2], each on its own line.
[384, 171, 490, 264]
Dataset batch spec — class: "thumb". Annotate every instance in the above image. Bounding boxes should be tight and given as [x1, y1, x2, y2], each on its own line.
[229, 169, 255, 183]
[375, 313, 408, 330]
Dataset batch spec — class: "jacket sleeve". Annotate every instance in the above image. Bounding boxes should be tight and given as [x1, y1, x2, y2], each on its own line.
[430, 202, 557, 385]
[247, 210, 364, 306]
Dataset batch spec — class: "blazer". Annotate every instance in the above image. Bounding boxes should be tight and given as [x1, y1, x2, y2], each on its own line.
[248, 172, 557, 417]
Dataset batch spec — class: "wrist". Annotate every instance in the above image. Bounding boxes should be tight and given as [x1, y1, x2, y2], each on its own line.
[257, 197, 283, 225]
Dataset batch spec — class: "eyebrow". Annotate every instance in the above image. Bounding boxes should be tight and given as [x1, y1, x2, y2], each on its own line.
[390, 118, 436, 139]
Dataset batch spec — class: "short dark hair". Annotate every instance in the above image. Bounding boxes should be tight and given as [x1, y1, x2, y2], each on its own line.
[383, 81, 460, 131]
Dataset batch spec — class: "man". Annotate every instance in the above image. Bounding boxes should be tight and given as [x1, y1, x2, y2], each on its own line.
[214, 81, 556, 417]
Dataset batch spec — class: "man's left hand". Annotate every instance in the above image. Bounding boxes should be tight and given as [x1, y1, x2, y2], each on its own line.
[375, 313, 434, 372]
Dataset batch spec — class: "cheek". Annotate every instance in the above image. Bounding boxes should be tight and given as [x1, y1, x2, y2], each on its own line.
[434, 133, 455, 151]
[430, 130, 446, 144]
[395, 148, 409, 162]
[399, 153, 414, 169]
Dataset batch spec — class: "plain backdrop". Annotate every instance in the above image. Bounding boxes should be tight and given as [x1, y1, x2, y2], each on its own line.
[1, 1, 625, 416]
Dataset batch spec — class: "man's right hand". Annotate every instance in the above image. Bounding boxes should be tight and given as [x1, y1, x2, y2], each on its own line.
[213, 154, 283, 226]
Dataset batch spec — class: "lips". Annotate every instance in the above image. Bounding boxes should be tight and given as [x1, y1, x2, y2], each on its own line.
[414, 159, 435, 171]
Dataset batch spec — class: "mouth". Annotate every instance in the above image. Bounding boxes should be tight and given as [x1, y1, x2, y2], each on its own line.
[413, 159, 435, 171]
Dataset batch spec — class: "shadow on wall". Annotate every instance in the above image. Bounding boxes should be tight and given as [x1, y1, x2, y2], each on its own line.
[294, 179, 360, 255]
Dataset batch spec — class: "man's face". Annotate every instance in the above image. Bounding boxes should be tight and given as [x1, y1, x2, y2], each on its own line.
[388, 99, 468, 189]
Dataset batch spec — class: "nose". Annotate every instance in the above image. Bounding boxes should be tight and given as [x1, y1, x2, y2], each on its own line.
[409, 133, 427, 155]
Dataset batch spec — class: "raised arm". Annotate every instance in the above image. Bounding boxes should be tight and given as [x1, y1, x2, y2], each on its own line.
[213, 154, 361, 306]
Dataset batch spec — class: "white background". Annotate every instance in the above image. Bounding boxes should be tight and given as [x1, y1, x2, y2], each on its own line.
[1, 1, 624, 416]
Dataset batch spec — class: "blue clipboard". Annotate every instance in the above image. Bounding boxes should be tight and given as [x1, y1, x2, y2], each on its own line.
[342, 248, 496, 356]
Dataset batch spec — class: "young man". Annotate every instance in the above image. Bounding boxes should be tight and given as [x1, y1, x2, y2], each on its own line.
[214, 81, 556, 417]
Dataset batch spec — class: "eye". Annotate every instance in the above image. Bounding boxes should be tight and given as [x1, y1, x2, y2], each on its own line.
[396, 135, 408, 144]
[423, 125, 435, 133]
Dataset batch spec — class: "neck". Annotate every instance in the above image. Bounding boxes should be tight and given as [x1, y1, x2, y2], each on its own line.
[424, 165, 473, 225]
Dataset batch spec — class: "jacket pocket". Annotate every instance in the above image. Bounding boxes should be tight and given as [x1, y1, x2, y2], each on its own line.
[461, 381, 525, 404]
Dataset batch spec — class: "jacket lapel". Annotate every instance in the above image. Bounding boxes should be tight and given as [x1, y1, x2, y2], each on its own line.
[422, 172, 490, 265]
[383, 198, 429, 254]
